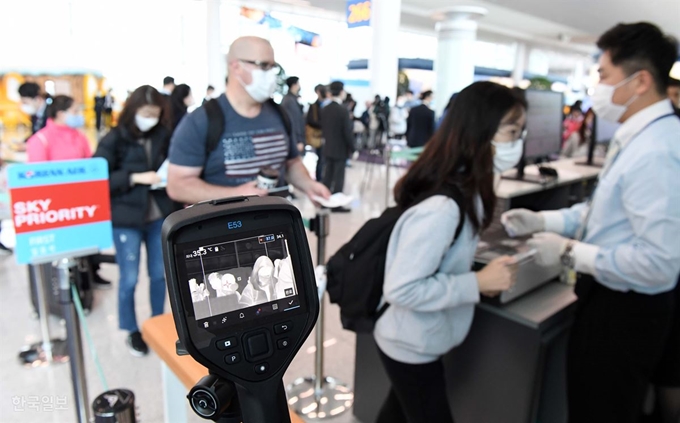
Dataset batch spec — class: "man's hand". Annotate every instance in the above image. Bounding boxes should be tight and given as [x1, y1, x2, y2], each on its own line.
[303, 181, 331, 207]
[501, 209, 545, 237]
[234, 180, 268, 197]
[527, 232, 570, 267]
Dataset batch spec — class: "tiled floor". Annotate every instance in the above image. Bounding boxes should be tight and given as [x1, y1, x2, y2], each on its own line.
[0, 158, 404, 423]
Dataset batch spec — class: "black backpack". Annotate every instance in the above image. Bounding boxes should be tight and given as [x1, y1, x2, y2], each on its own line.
[326, 185, 465, 333]
[202, 98, 293, 153]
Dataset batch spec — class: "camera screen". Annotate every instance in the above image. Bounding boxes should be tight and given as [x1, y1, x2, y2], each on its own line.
[181, 231, 300, 329]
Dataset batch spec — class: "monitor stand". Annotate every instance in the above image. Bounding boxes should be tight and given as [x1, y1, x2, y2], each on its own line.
[574, 157, 604, 168]
[501, 166, 557, 185]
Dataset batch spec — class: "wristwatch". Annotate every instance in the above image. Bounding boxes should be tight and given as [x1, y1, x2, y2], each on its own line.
[561, 240, 576, 269]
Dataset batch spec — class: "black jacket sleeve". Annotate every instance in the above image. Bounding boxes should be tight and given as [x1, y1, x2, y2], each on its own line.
[344, 110, 355, 153]
[93, 129, 132, 196]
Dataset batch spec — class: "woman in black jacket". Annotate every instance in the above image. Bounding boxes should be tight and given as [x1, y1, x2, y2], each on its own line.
[170, 83, 193, 130]
[94, 85, 179, 356]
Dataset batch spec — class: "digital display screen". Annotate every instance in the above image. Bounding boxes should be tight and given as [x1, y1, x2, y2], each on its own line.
[181, 231, 301, 329]
[523, 90, 563, 159]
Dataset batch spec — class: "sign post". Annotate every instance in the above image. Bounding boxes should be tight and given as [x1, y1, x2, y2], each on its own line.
[7, 158, 112, 423]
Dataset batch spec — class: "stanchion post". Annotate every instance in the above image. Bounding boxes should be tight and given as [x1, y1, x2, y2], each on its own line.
[35, 263, 54, 362]
[57, 258, 90, 423]
[18, 264, 69, 366]
[313, 210, 329, 398]
[286, 209, 354, 419]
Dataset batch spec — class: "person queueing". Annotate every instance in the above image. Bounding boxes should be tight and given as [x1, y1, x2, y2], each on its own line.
[375, 81, 524, 423]
[503, 22, 680, 423]
[94, 85, 180, 356]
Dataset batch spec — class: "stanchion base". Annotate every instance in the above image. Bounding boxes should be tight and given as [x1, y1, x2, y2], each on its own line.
[18, 339, 69, 367]
[286, 376, 354, 419]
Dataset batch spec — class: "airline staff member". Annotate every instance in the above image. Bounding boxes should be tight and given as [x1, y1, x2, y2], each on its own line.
[502, 22, 680, 423]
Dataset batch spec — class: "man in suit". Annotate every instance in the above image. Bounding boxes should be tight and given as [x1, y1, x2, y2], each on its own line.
[406, 90, 435, 148]
[18, 82, 49, 136]
[321, 81, 354, 201]
[281, 76, 306, 153]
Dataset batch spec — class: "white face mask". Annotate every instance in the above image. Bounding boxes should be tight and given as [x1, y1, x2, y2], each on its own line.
[492, 139, 524, 173]
[21, 103, 37, 115]
[591, 72, 639, 122]
[241, 68, 278, 103]
[135, 115, 159, 132]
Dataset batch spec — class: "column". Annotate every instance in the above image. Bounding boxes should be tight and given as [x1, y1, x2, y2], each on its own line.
[369, 0, 402, 101]
[512, 42, 527, 87]
[207, 0, 226, 92]
[434, 6, 487, 115]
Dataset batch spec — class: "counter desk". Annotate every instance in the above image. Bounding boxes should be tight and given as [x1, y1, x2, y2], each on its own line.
[354, 159, 598, 422]
[353, 282, 577, 423]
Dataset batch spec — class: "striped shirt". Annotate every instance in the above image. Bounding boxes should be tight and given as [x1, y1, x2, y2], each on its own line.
[169, 94, 298, 187]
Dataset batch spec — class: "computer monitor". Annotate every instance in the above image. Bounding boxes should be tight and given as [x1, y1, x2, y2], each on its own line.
[578, 113, 620, 167]
[504, 90, 564, 183]
[523, 90, 564, 160]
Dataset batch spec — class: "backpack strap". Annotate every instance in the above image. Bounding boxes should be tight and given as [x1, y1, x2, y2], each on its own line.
[267, 98, 293, 140]
[204, 98, 292, 154]
[376, 185, 466, 321]
[204, 98, 225, 153]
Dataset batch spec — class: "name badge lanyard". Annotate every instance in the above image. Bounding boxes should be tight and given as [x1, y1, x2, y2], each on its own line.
[576, 114, 676, 241]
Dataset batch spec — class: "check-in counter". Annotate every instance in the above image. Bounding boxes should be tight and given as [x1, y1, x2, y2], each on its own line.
[354, 159, 599, 423]
[353, 282, 577, 423]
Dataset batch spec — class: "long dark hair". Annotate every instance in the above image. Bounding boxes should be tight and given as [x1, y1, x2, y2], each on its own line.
[118, 85, 171, 137]
[46, 95, 74, 119]
[577, 108, 595, 147]
[394, 81, 527, 233]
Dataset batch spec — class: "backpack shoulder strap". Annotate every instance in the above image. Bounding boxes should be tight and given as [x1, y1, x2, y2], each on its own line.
[268, 99, 293, 139]
[411, 184, 466, 243]
[441, 185, 466, 243]
[204, 98, 225, 153]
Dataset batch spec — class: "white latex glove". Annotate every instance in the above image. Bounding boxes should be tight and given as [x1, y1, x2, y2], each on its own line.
[501, 209, 545, 237]
[526, 232, 569, 267]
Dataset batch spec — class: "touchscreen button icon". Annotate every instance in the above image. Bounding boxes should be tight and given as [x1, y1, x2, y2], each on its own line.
[284, 288, 294, 297]
[272, 304, 279, 311]
[239, 313, 245, 319]
[204, 322, 209, 328]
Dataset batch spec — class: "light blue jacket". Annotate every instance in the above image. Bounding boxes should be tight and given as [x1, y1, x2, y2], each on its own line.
[374, 196, 481, 364]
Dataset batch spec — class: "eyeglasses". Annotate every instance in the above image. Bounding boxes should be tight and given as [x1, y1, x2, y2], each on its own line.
[238, 59, 281, 72]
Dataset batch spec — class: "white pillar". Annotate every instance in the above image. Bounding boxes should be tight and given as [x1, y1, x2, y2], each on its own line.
[434, 6, 487, 115]
[369, 0, 402, 101]
[207, 0, 226, 93]
[512, 42, 527, 86]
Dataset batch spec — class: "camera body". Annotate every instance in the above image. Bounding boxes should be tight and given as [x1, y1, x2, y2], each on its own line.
[162, 196, 319, 422]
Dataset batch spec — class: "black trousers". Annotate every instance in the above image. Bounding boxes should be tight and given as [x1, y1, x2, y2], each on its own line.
[568, 274, 675, 423]
[376, 348, 454, 423]
[322, 158, 346, 194]
[315, 146, 324, 182]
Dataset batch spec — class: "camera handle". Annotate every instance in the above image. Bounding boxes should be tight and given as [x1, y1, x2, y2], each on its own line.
[179, 341, 291, 423]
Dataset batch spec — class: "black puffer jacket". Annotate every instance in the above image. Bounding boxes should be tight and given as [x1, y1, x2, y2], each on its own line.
[94, 125, 180, 228]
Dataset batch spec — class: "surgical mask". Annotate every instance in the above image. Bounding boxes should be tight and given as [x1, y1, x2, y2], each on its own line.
[241, 68, 278, 103]
[135, 115, 159, 132]
[21, 103, 37, 115]
[492, 139, 524, 173]
[65, 114, 85, 129]
[591, 72, 639, 122]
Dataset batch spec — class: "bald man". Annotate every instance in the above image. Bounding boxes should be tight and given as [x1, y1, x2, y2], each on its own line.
[167, 36, 330, 204]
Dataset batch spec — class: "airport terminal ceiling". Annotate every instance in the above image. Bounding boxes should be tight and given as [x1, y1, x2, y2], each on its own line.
[270, 0, 680, 48]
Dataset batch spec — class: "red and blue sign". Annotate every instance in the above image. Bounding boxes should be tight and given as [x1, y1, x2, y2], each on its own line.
[7, 158, 112, 264]
[347, 0, 371, 28]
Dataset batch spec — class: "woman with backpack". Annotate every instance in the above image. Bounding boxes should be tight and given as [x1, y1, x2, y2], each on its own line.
[94, 85, 180, 357]
[374, 81, 526, 423]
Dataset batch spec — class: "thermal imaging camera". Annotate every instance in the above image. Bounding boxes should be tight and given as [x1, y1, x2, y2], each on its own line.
[161, 196, 319, 423]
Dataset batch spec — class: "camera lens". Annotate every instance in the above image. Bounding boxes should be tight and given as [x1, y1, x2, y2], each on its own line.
[190, 389, 217, 417]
